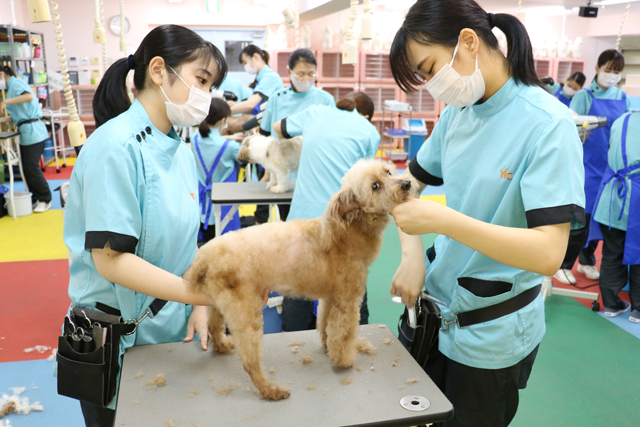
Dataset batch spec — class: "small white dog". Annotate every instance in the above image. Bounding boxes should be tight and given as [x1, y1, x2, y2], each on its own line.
[237, 134, 303, 193]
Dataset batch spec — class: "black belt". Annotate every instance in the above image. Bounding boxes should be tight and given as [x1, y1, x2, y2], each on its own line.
[441, 284, 542, 331]
[95, 299, 168, 319]
[16, 117, 42, 127]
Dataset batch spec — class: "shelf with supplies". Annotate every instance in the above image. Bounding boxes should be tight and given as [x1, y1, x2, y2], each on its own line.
[0, 24, 48, 90]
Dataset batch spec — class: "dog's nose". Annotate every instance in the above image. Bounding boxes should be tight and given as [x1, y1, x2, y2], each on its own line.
[400, 180, 412, 191]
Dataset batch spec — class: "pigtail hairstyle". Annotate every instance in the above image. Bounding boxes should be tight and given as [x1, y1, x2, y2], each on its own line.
[93, 24, 227, 128]
[389, 0, 542, 92]
[198, 98, 231, 138]
[240, 45, 270, 89]
[336, 92, 375, 121]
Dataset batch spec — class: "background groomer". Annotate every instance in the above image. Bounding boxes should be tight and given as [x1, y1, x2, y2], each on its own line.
[0, 64, 52, 212]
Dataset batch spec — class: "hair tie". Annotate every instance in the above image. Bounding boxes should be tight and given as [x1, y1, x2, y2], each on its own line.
[127, 55, 135, 70]
[487, 13, 495, 29]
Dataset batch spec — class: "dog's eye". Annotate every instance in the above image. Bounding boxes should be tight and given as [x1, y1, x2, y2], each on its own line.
[372, 183, 380, 191]
[386, 170, 392, 176]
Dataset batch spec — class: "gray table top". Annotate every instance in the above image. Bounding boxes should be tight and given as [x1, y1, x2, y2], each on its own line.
[115, 324, 453, 427]
[210, 181, 295, 204]
[0, 131, 20, 139]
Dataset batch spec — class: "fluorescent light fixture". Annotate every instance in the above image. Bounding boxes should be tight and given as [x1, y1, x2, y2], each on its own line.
[593, 0, 637, 5]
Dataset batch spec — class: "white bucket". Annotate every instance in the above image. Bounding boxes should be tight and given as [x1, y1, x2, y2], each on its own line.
[5, 191, 33, 217]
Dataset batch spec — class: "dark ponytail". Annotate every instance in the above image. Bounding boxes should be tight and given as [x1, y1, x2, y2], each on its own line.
[198, 98, 231, 138]
[336, 92, 374, 122]
[390, 0, 542, 93]
[0, 64, 16, 77]
[93, 24, 227, 128]
[567, 71, 586, 87]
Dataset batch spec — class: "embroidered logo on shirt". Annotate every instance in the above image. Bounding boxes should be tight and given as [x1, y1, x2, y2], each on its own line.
[190, 192, 195, 200]
[500, 169, 513, 180]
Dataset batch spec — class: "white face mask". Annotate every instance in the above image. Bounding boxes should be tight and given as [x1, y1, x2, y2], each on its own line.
[597, 71, 621, 89]
[291, 75, 314, 93]
[244, 59, 258, 75]
[159, 66, 211, 128]
[0, 76, 6, 91]
[563, 86, 577, 97]
[424, 38, 486, 108]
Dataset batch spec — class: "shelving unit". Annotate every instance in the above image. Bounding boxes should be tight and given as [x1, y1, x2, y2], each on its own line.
[0, 25, 48, 93]
[533, 57, 553, 79]
[552, 58, 587, 84]
[359, 51, 394, 84]
[399, 87, 440, 117]
[317, 82, 359, 103]
[359, 84, 401, 117]
[316, 49, 358, 83]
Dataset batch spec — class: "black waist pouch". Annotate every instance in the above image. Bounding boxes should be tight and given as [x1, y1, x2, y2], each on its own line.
[57, 307, 134, 407]
[398, 295, 441, 370]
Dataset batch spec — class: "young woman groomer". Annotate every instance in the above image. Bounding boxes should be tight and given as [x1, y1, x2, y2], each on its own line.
[555, 49, 631, 285]
[63, 25, 226, 425]
[229, 45, 283, 116]
[0, 65, 52, 212]
[272, 92, 380, 332]
[555, 71, 586, 107]
[388, 1, 585, 426]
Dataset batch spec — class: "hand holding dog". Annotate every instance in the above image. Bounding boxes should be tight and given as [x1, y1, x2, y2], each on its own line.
[391, 198, 449, 236]
[184, 305, 209, 351]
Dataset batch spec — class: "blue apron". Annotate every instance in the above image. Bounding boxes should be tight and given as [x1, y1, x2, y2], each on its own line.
[582, 89, 627, 214]
[194, 135, 241, 234]
[588, 114, 640, 264]
[555, 87, 572, 108]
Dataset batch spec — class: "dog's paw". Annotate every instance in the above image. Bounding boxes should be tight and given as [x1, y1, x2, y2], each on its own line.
[266, 180, 276, 189]
[260, 383, 291, 401]
[329, 350, 356, 368]
[269, 185, 288, 194]
[212, 335, 234, 354]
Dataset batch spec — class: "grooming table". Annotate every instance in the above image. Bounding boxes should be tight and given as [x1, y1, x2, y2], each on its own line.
[114, 324, 453, 427]
[210, 181, 295, 237]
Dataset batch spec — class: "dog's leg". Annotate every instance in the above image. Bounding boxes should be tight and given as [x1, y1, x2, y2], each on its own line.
[325, 300, 361, 368]
[270, 170, 290, 193]
[221, 296, 291, 400]
[316, 298, 332, 350]
[207, 305, 234, 354]
[266, 170, 277, 189]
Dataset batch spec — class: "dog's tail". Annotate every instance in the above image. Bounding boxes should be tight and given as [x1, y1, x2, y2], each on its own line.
[183, 250, 209, 292]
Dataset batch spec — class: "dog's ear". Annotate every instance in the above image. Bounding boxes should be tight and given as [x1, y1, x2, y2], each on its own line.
[320, 189, 360, 250]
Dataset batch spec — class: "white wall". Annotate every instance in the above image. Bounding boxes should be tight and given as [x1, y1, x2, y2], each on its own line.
[0, 0, 27, 28]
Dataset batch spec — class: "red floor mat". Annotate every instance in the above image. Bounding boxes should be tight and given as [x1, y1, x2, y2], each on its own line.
[551, 242, 630, 311]
[0, 259, 71, 363]
[43, 163, 73, 180]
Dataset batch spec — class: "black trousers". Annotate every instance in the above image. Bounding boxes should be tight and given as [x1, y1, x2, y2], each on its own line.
[424, 338, 539, 427]
[561, 213, 598, 269]
[599, 223, 640, 311]
[80, 401, 114, 427]
[197, 222, 217, 248]
[281, 290, 369, 332]
[19, 140, 52, 204]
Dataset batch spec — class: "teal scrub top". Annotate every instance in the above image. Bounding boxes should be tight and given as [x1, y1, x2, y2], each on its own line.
[259, 86, 335, 136]
[594, 113, 640, 230]
[190, 128, 241, 226]
[569, 80, 632, 115]
[412, 77, 585, 369]
[63, 99, 199, 408]
[254, 65, 284, 102]
[4, 76, 48, 146]
[215, 76, 253, 102]
[283, 105, 380, 220]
